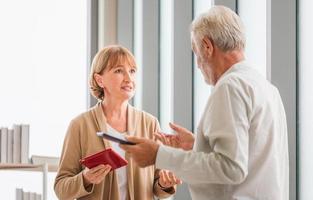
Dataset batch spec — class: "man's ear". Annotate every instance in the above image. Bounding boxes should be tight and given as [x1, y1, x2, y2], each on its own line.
[94, 73, 103, 88]
[202, 37, 214, 56]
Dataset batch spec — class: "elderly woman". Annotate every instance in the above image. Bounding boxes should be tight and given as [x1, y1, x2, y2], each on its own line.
[54, 45, 180, 200]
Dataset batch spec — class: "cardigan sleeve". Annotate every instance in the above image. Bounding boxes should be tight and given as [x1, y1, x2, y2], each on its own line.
[54, 119, 94, 200]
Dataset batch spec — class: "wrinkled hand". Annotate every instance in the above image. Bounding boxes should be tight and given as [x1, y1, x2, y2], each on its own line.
[158, 170, 182, 189]
[155, 122, 195, 150]
[82, 164, 111, 186]
[119, 136, 159, 167]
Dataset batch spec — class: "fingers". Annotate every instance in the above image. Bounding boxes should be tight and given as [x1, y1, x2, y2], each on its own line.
[93, 165, 111, 184]
[83, 164, 112, 185]
[159, 170, 170, 187]
[169, 122, 186, 132]
[169, 136, 180, 147]
[154, 132, 180, 148]
[92, 165, 111, 177]
[88, 164, 108, 173]
[158, 170, 182, 188]
[119, 142, 140, 153]
[89, 164, 111, 175]
[119, 136, 143, 152]
[154, 132, 170, 145]
[126, 136, 145, 143]
[168, 171, 182, 185]
[166, 171, 182, 185]
[154, 132, 165, 141]
[168, 171, 176, 183]
[120, 137, 153, 152]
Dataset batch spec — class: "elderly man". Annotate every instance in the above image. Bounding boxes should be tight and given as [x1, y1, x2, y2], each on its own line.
[120, 5, 289, 200]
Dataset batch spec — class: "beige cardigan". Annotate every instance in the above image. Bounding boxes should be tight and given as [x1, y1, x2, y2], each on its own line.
[54, 102, 175, 200]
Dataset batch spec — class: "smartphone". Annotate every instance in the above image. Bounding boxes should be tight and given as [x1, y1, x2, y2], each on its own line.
[96, 131, 136, 145]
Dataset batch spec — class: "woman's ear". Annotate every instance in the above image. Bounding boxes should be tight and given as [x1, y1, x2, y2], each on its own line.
[202, 37, 214, 56]
[94, 73, 103, 88]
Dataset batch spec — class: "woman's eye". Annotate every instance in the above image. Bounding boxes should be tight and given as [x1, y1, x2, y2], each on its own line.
[115, 69, 122, 73]
[130, 69, 136, 73]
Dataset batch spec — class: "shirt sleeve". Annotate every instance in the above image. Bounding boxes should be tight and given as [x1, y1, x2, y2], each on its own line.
[152, 118, 176, 198]
[156, 81, 251, 185]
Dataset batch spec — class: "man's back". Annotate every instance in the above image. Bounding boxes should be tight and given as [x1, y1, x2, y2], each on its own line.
[194, 61, 289, 200]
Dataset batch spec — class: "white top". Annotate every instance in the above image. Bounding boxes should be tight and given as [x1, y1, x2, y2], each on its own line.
[156, 61, 289, 200]
[107, 125, 127, 200]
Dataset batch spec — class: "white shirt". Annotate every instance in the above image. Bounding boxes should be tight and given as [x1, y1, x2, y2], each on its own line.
[107, 125, 127, 200]
[156, 61, 289, 200]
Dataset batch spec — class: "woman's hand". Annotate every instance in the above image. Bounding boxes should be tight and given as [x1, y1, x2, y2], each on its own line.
[82, 164, 112, 187]
[155, 122, 195, 151]
[158, 170, 182, 189]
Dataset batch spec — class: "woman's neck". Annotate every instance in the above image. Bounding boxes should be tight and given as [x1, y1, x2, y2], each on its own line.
[102, 98, 128, 120]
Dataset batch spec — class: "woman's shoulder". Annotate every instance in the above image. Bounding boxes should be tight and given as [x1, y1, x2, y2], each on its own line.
[129, 105, 158, 123]
[129, 105, 160, 138]
[70, 104, 99, 125]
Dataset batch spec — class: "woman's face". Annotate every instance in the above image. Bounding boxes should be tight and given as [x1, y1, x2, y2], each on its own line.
[99, 60, 137, 101]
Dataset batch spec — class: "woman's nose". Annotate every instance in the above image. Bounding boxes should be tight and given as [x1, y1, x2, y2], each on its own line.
[124, 72, 132, 81]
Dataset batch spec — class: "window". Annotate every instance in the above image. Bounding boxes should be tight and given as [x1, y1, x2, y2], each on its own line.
[238, 0, 267, 77]
[160, 0, 174, 132]
[133, 0, 143, 110]
[0, 0, 87, 199]
[193, 0, 213, 130]
[299, 0, 313, 198]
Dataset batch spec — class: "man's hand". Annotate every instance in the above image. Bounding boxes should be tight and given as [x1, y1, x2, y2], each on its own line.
[155, 122, 195, 150]
[119, 136, 160, 167]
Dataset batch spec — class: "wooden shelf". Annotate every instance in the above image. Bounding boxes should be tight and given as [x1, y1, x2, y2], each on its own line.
[0, 163, 58, 172]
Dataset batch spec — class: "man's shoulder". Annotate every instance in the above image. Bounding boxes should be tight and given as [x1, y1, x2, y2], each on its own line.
[218, 63, 270, 91]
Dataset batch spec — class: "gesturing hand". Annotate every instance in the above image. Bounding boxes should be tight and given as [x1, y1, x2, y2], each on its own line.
[158, 170, 182, 189]
[82, 164, 111, 186]
[155, 122, 195, 151]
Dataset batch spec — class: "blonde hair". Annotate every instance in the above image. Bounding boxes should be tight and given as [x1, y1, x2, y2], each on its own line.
[190, 6, 245, 52]
[89, 45, 136, 100]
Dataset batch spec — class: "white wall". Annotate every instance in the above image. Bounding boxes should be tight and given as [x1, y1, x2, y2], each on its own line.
[0, 0, 87, 199]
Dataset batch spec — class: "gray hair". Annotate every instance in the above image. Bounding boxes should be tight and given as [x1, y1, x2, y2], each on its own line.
[190, 6, 245, 52]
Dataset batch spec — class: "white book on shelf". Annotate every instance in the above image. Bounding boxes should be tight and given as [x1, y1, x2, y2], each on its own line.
[23, 191, 30, 200]
[13, 124, 21, 163]
[15, 188, 23, 200]
[21, 124, 30, 163]
[7, 129, 14, 163]
[1, 127, 8, 163]
[36, 193, 42, 200]
[29, 192, 36, 200]
[31, 155, 59, 165]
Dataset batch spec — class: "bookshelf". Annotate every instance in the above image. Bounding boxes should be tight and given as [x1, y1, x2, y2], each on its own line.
[0, 163, 58, 200]
[1, 124, 60, 199]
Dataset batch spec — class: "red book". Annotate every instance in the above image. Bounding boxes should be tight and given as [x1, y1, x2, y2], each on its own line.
[79, 148, 128, 170]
